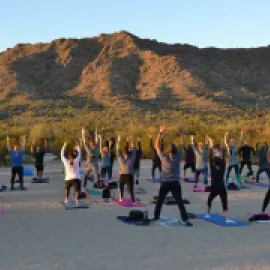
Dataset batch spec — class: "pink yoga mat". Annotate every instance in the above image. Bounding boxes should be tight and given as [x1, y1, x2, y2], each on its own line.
[248, 211, 270, 216]
[185, 184, 205, 192]
[113, 199, 145, 208]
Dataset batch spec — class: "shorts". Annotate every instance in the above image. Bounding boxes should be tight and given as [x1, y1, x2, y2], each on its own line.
[86, 163, 99, 174]
[35, 164, 44, 172]
[65, 179, 80, 193]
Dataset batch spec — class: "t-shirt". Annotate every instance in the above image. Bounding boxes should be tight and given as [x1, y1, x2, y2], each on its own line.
[184, 147, 195, 164]
[85, 145, 99, 164]
[9, 150, 24, 167]
[117, 150, 136, 175]
[157, 149, 182, 182]
[228, 146, 238, 165]
[238, 145, 255, 161]
[61, 146, 81, 181]
[193, 145, 208, 169]
[34, 150, 45, 165]
[100, 154, 111, 168]
[258, 145, 268, 167]
[210, 157, 226, 189]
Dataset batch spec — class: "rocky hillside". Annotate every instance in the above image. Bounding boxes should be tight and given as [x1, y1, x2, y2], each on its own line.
[0, 31, 270, 120]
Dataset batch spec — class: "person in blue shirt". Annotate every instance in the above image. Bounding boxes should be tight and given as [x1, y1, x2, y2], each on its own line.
[7, 136, 26, 190]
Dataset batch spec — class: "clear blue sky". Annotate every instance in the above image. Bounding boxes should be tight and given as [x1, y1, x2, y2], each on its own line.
[1, 0, 269, 52]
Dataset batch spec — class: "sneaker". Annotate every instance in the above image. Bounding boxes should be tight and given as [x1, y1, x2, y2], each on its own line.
[205, 214, 210, 218]
[184, 221, 193, 227]
[20, 186, 27, 191]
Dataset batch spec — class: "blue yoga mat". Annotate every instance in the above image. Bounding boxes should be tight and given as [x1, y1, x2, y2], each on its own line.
[148, 178, 161, 183]
[23, 168, 34, 176]
[196, 213, 248, 227]
[245, 181, 269, 188]
[117, 216, 152, 226]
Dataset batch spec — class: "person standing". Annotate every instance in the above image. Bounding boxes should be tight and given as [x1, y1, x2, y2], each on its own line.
[61, 142, 81, 206]
[255, 142, 269, 183]
[191, 135, 209, 187]
[117, 135, 137, 202]
[238, 137, 256, 178]
[31, 138, 49, 180]
[7, 135, 26, 190]
[153, 126, 193, 227]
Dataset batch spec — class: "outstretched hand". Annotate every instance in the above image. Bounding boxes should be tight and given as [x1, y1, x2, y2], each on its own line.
[159, 126, 166, 134]
[117, 135, 121, 142]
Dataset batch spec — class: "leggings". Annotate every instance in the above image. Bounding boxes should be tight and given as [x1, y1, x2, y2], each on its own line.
[225, 164, 242, 186]
[119, 174, 135, 202]
[195, 167, 208, 185]
[262, 189, 270, 212]
[11, 166, 24, 189]
[154, 181, 188, 222]
[256, 165, 270, 182]
[239, 160, 253, 176]
[152, 162, 161, 179]
[207, 188, 228, 211]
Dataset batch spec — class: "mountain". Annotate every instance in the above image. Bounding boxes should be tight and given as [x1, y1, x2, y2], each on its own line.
[0, 30, 270, 122]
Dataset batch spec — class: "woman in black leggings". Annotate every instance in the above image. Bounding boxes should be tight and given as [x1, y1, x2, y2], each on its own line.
[206, 137, 233, 223]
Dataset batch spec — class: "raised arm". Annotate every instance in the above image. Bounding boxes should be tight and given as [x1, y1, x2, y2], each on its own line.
[31, 139, 35, 154]
[155, 126, 165, 153]
[61, 142, 68, 162]
[149, 135, 154, 150]
[224, 132, 229, 149]
[239, 130, 244, 147]
[208, 136, 213, 149]
[7, 137, 11, 151]
[21, 135, 26, 151]
[82, 128, 86, 147]
[95, 128, 98, 144]
[99, 135, 103, 155]
[116, 135, 121, 156]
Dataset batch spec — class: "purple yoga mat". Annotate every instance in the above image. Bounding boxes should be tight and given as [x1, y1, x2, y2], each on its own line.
[148, 178, 161, 183]
[183, 177, 211, 183]
[245, 181, 270, 188]
[113, 199, 145, 208]
[248, 211, 270, 216]
[185, 184, 205, 192]
[0, 208, 3, 215]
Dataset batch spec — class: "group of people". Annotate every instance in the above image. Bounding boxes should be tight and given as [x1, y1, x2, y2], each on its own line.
[4, 127, 270, 226]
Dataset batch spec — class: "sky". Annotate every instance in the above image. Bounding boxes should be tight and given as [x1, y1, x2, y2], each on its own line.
[1, 0, 270, 52]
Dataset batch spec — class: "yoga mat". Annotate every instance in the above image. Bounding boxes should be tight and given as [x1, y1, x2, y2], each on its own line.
[61, 201, 89, 210]
[125, 186, 147, 194]
[185, 184, 205, 192]
[31, 177, 49, 183]
[156, 216, 185, 228]
[85, 188, 102, 196]
[245, 181, 270, 188]
[248, 211, 270, 216]
[183, 177, 211, 183]
[0, 208, 3, 215]
[148, 178, 161, 183]
[196, 213, 248, 227]
[117, 216, 152, 226]
[23, 168, 34, 176]
[113, 199, 145, 208]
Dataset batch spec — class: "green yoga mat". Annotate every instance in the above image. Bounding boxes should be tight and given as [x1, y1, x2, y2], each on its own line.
[86, 188, 102, 196]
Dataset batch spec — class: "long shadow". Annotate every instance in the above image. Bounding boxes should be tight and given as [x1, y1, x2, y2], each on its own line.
[10, 38, 102, 98]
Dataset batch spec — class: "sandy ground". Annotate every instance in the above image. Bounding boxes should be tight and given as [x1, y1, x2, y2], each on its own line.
[1, 159, 270, 270]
